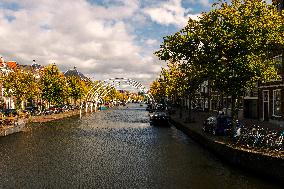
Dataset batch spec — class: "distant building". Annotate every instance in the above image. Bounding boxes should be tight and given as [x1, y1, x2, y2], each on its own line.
[0, 57, 17, 109]
[18, 60, 44, 79]
[64, 66, 88, 80]
[31, 60, 43, 70]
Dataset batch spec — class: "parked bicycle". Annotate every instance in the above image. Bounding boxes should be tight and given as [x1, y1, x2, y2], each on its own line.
[234, 125, 283, 152]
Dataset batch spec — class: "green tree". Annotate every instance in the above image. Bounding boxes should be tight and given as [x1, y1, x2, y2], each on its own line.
[199, 0, 284, 129]
[40, 64, 69, 106]
[67, 76, 85, 105]
[155, 0, 284, 130]
[155, 18, 207, 120]
[150, 78, 166, 102]
[2, 69, 39, 110]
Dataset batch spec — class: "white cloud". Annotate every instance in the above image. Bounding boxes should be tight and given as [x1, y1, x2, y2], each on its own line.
[187, 0, 210, 7]
[0, 0, 161, 87]
[143, 0, 200, 28]
[197, 0, 210, 7]
[145, 39, 158, 46]
[1, 0, 210, 88]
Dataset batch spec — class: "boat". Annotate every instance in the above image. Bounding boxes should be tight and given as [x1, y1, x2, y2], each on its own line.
[149, 111, 170, 127]
[99, 106, 108, 110]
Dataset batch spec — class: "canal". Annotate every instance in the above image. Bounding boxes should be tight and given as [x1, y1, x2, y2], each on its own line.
[0, 104, 281, 188]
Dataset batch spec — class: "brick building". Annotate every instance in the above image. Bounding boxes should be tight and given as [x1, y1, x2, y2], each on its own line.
[258, 1, 284, 122]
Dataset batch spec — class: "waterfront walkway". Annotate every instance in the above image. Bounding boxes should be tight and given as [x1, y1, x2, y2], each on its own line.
[173, 108, 284, 133]
[171, 109, 284, 156]
[30, 110, 81, 123]
[170, 108, 284, 182]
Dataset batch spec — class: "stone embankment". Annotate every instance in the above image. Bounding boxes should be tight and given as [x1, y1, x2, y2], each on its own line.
[0, 107, 111, 137]
[170, 111, 284, 183]
[0, 109, 83, 137]
[0, 119, 26, 137]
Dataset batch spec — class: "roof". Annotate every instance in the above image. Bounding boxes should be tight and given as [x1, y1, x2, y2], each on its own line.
[31, 62, 43, 70]
[0, 61, 18, 71]
[18, 64, 33, 71]
[18, 61, 43, 71]
[64, 67, 87, 79]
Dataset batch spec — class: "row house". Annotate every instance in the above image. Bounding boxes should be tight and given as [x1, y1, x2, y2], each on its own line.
[191, 80, 244, 119]
[258, 0, 283, 123]
[0, 57, 44, 110]
[0, 57, 18, 109]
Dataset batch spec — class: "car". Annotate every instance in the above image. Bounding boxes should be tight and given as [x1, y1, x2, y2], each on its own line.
[23, 106, 39, 116]
[49, 106, 63, 114]
[42, 109, 53, 115]
[156, 103, 166, 111]
[2, 109, 18, 117]
[146, 104, 156, 113]
[60, 105, 70, 112]
[203, 115, 243, 136]
[150, 111, 170, 127]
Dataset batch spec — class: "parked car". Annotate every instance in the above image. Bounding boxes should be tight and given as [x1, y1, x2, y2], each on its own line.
[156, 103, 166, 111]
[49, 106, 63, 114]
[150, 111, 170, 127]
[2, 109, 18, 117]
[60, 105, 70, 112]
[70, 105, 79, 110]
[23, 106, 39, 116]
[146, 104, 155, 113]
[203, 115, 243, 136]
[42, 109, 53, 115]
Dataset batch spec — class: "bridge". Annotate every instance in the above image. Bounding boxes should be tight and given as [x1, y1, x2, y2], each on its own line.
[80, 78, 154, 116]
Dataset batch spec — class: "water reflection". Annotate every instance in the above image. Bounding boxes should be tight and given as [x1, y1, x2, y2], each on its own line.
[0, 104, 281, 188]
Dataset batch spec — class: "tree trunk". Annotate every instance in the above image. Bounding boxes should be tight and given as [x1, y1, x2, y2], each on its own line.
[179, 98, 183, 118]
[186, 98, 194, 122]
[231, 95, 238, 138]
[188, 98, 191, 118]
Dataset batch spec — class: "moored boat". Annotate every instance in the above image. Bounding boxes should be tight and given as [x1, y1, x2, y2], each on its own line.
[149, 111, 170, 127]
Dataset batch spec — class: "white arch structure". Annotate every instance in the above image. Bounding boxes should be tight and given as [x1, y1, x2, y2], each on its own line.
[80, 78, 154, 117]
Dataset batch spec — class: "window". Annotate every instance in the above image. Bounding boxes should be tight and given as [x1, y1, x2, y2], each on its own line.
[273, 89, 281, 116]
[273, 54, 282, 75]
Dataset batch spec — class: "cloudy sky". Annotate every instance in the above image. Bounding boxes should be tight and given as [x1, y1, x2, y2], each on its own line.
[0, 0, 237, 87]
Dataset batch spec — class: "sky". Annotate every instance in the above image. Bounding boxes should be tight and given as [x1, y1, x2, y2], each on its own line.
[0, 0, 272, 88]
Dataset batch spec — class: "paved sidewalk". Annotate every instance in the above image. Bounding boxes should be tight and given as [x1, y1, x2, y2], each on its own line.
[30, 110, 80, 123]
[170, 108, 284, 157]
[172, 108, 284, 132]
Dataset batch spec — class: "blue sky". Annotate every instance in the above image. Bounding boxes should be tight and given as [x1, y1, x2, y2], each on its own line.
[0, 0, 246, 86]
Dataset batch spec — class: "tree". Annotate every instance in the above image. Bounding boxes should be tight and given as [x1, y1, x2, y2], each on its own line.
[2, 69, 39, 110]
[155, 18, 208, 119]
[155, 0, 284, 132]
[150, 79, 166, 102]
[199, 0, 284, 131]
[40, 64, 69, 106]
[67, 76, 85, 105]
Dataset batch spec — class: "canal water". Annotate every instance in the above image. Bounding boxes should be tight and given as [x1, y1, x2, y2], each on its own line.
[0, 104, 281, 188]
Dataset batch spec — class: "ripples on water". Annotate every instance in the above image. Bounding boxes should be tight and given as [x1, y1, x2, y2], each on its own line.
[0, 104, 281, 189]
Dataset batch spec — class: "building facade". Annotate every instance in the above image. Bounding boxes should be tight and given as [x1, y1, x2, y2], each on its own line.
[258, 1, 284, 122]
[0, 57, 16, 109]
